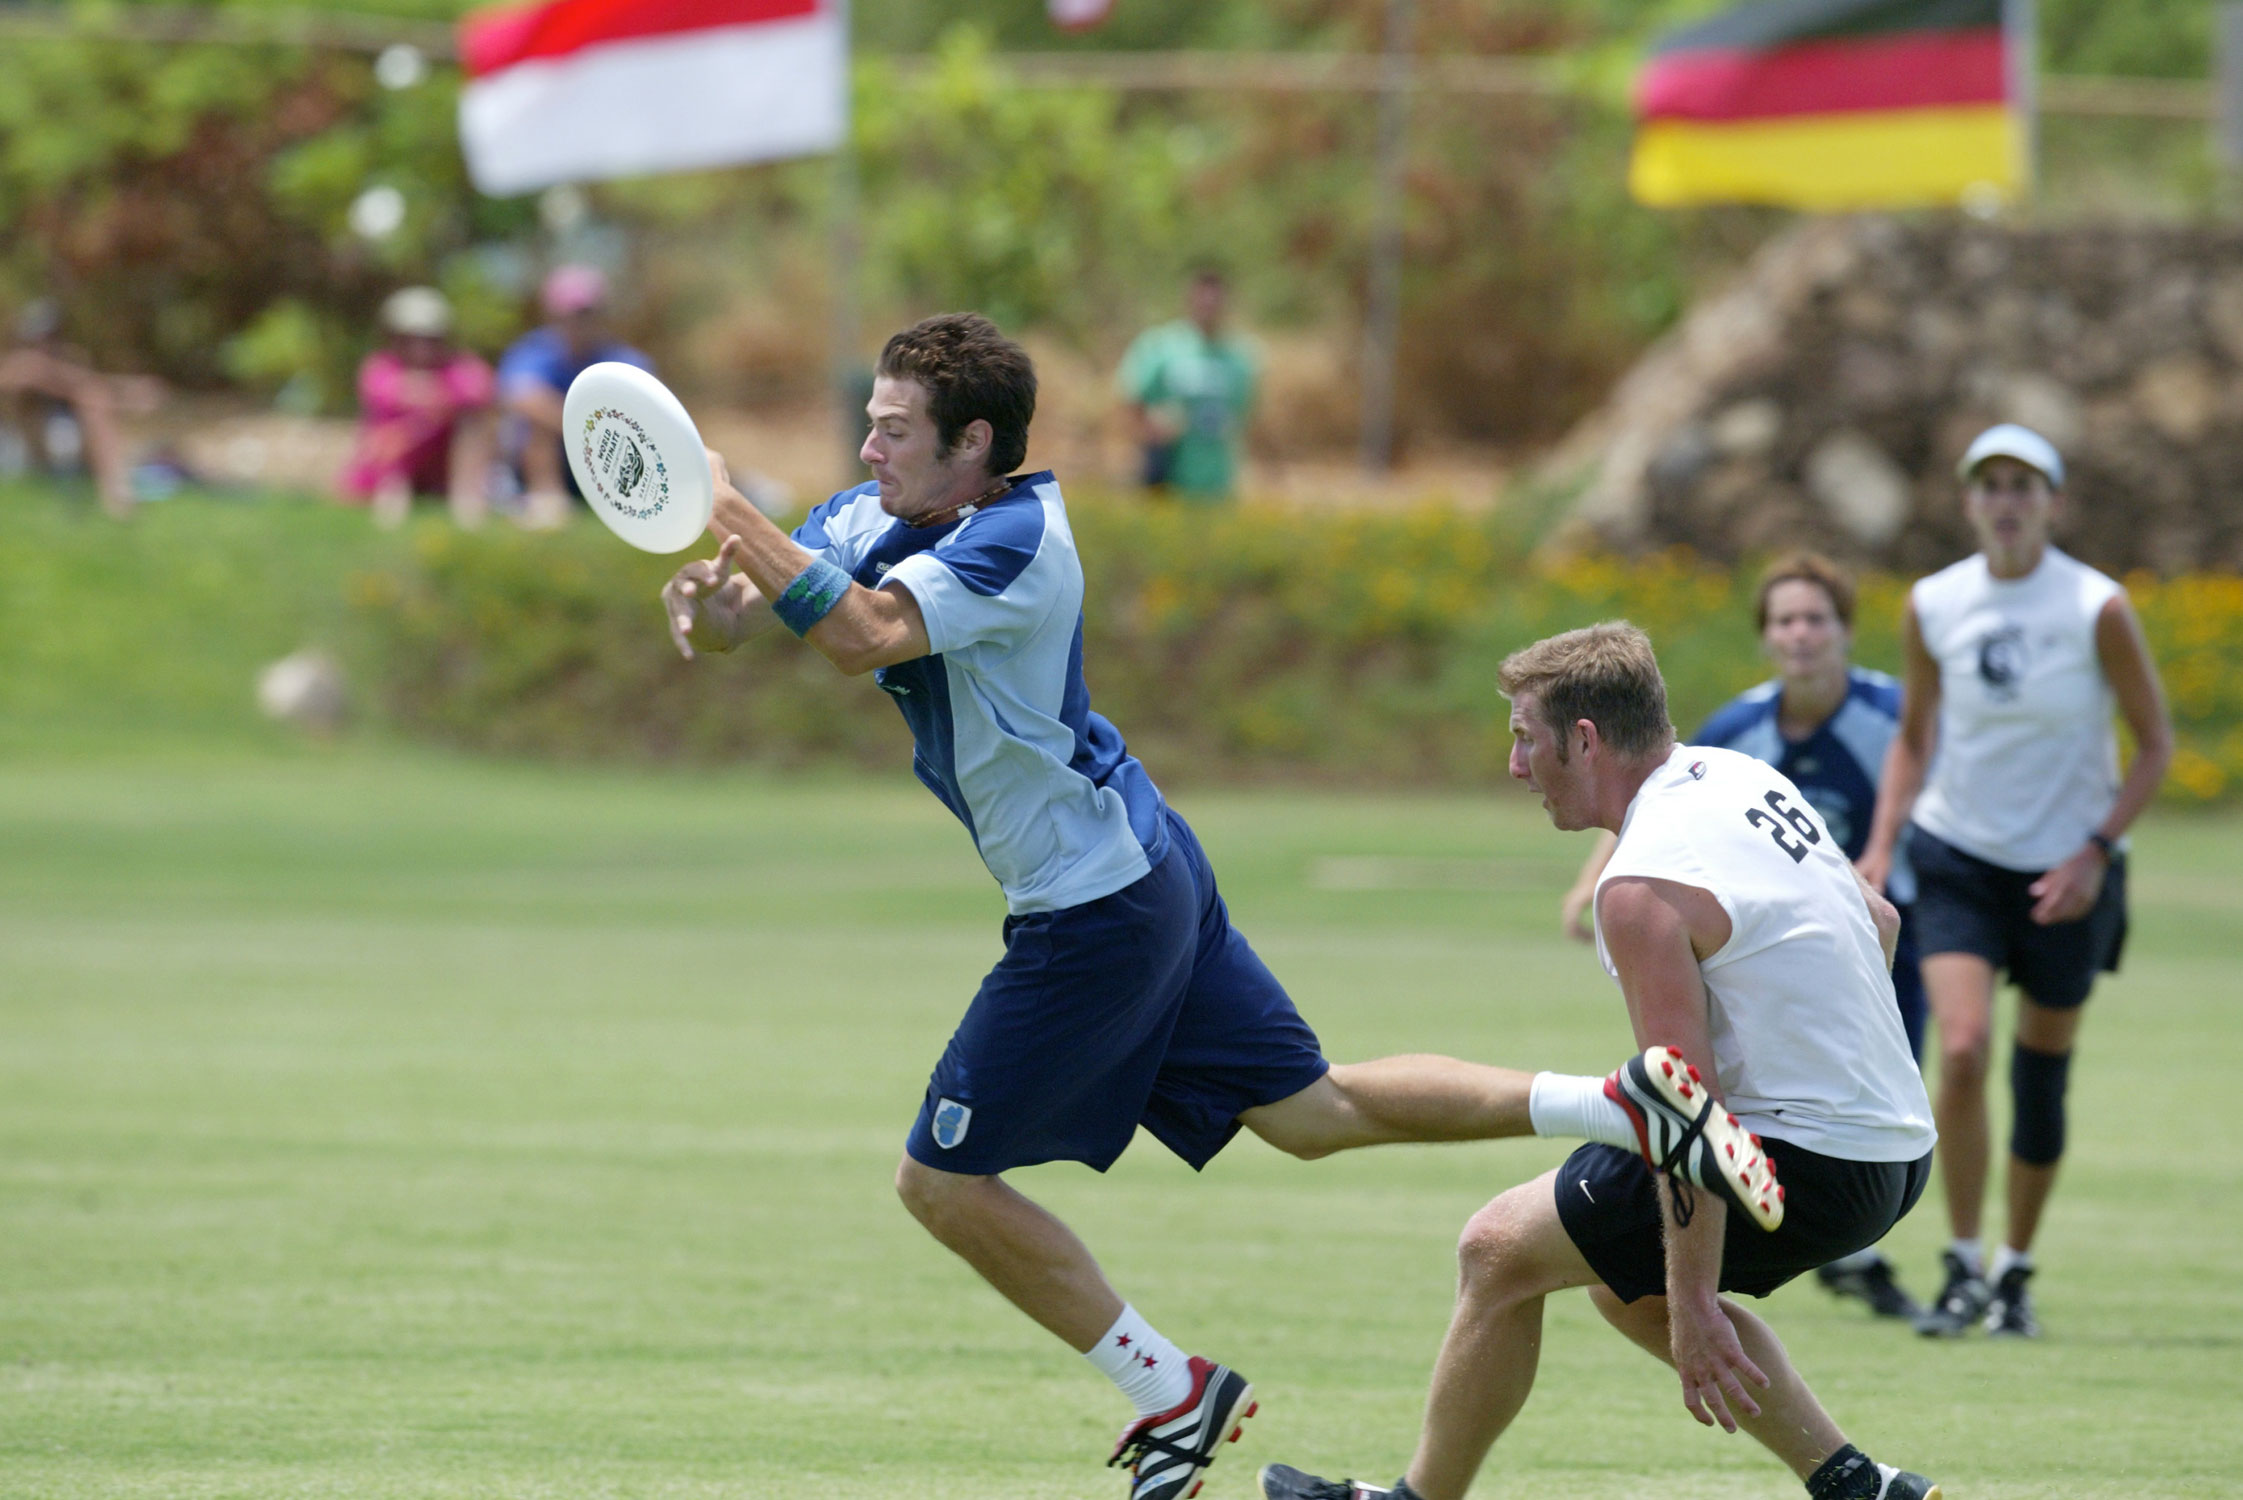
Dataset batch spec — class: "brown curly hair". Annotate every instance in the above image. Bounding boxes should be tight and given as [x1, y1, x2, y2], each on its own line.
[876, 313, 1037, 476]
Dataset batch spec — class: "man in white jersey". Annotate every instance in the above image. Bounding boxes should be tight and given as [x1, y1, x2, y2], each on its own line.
[1262, 624, 1940, 1500]
[1560, 554, 1931, 1317]
[1860, 424, 2172, 1338]
[659, 317, 1773, 1500]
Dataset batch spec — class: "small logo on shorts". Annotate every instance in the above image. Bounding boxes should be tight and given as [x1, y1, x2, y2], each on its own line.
[932, 1098, 972, 1149]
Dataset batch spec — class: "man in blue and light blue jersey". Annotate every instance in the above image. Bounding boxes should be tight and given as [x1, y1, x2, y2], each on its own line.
[1562, 553, 1926, 1321]
[658, 314, 1735, 1500]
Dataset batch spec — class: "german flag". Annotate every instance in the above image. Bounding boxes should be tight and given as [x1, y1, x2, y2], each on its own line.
[1630, 0, 2022, 210]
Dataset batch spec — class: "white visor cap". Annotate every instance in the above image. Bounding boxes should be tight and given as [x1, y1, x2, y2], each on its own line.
[382, 286, 453, 339]
[1957, 423, 2063, 489]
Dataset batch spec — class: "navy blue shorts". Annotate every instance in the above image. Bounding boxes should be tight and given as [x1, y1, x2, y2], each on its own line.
[1906, 824, 2127, 1011]
[1891, 905, 1927, 1063]
[905, 808, 1330, 1176]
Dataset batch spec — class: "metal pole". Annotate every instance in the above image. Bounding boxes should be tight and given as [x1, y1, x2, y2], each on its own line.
[2004, 0, 2038, 200]
[1358, 0, 1412, 475]
[830, 0, 865, 486]
[2217, 4, 2243, 179]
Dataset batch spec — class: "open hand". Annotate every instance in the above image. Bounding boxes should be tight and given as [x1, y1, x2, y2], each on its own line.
[1669, 1297, 1768, 1433]
[662, 546, 754, 660]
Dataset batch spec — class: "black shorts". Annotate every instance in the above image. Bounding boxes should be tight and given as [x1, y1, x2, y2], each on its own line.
[1556, 1138, 1933, 1305]
[1906, 824, 2128, 1010]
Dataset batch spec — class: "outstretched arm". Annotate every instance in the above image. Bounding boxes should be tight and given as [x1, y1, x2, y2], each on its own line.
[701, 453, 930, 676]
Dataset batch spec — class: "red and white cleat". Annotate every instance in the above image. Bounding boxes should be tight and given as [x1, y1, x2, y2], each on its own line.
[1605, 1046, 1784, 1231]
[1108, 1356, 1258, 1500]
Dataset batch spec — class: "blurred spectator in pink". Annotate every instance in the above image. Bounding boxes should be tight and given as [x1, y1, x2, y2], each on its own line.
[341, 286, 496, 529]
[0, 299, 140, 517]
[497, 264, 651, 528]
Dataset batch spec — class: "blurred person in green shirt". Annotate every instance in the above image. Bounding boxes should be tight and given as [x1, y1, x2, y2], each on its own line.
[1117, 269, 1257, 500]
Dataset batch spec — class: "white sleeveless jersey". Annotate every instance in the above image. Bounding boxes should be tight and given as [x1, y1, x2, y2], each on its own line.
[1910, 548, 2123, 873]
[1595, 745, 1935, 1162]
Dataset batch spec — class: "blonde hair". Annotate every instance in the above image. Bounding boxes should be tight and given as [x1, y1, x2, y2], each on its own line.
[1498, 621, 1674, 759]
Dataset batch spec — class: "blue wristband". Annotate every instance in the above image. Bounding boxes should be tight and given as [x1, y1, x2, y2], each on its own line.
[770, 558, 851, 637]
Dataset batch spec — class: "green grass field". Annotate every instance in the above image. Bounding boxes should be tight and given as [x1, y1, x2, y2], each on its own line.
[3, 749, 2240, 1498]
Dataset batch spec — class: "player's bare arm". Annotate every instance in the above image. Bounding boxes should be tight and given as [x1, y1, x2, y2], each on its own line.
[1656, 1183, 1769, 1432]
[1857, 599, 1937, 892]
[2027, 594, 2173, 925]
[1596, 875, 1770, 1430]
[700, 452, 932, 676]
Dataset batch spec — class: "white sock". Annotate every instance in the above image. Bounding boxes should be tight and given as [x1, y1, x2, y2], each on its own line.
[1948, 1237, 1984, 1275]
[1085, 1305, 1193, 1417]
[1529, 1071, 1639, 1150]
[1991, 1244, 2032, 1281]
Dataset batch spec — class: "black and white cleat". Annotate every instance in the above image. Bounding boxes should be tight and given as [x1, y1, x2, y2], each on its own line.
[1606, 1045, 1784, 1231]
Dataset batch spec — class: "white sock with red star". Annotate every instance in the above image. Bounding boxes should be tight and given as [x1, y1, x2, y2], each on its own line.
[1086, 1304, 1193, 1416]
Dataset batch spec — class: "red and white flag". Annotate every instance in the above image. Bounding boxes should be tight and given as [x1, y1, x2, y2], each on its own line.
[458, 0, 846, 196]
[1047, 0, 1115, 32]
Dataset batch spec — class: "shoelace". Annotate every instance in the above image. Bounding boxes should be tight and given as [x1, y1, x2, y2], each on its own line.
[1108, 1426, 1203, 1473]
[1293, 1478, 1379, 1500]
[1653, 1093, 1715, 1229]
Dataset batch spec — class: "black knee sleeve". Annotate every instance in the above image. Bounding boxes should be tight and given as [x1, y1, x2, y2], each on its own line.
[2009, 1042, 2072, 1166]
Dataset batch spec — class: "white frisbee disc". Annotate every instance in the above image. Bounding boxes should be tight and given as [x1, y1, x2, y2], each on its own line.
[562, 362, 714, 553]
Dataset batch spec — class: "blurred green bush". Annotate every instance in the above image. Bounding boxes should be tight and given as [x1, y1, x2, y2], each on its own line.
[346, 493, 2240, 802]
[4, 479, 2227, 800]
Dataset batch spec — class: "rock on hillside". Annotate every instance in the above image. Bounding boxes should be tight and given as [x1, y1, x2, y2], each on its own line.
[1545, 214, 2243, 575]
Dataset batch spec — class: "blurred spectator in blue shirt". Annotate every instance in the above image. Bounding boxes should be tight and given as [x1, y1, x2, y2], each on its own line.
[497, 264, 651, 526]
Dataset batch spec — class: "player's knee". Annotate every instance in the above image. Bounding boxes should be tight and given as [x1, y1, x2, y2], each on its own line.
[2008, 1042, 2072, 1166]
[1936, 1031, 1991, 1091]
[1455, 1192, 1539, 1296]
[1271, 1134, 1337, 1162]
[894, 1155, 969, 1233]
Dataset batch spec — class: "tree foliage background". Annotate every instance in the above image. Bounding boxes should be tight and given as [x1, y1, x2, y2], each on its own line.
[0, 0, 2224, 445]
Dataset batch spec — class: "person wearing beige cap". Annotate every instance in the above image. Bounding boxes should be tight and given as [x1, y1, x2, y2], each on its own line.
[495, 263, 652, 527]
[1858, 424, 2172, 1341]
[340, 286, 497, 528]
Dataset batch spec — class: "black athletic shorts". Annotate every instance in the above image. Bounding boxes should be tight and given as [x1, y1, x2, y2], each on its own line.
[1555, 1137, 1933, 1305]
[1906, 824, 2127, 1010]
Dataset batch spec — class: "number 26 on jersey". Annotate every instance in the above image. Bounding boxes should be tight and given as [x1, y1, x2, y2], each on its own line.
[1744, 789, 1822, 864]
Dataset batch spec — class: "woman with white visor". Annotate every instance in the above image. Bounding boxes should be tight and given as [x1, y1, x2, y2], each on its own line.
[1858, 424, 2172, 1340]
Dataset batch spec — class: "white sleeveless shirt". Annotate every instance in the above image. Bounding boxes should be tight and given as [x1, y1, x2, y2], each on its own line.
[1595, 745, 1936, 1163]
[1910, 548, 2122, 873]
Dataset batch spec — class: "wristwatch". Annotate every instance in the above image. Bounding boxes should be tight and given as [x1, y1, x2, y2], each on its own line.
[2086, 831, 2117, 861]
